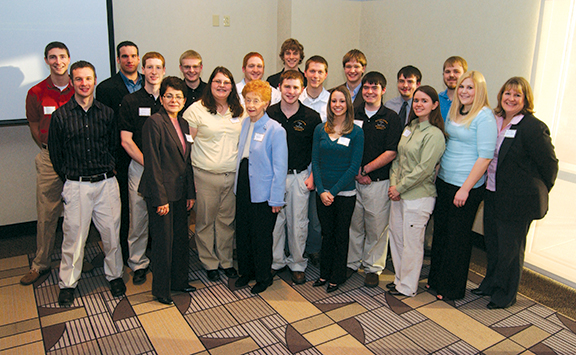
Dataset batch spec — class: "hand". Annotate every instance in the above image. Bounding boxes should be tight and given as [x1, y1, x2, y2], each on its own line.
[357, 175, 372, 185]
[186, 199, 195, 211]
[320, 191, 334, 206]
[156, 204, 169, 216]
[453, 188, 469, 207]
[388, 186, 400, 201]
[271, 206, 282, 213]
[304, 174, 315, 191]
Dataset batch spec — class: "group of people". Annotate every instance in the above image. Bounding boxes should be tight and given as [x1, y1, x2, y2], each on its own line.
[23, 38, 558, 311]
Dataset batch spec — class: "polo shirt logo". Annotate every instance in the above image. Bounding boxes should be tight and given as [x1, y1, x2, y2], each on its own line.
[375, 119, 389, 130]
[293, 120, 306, 132]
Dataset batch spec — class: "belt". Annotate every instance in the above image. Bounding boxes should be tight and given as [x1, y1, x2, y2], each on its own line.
[288, 168, 306, 174]
[41, 143, 48, 149]
[66, 171, 115, 183]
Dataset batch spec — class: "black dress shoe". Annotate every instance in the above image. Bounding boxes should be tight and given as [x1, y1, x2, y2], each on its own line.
[487, 301, 504, 310]
[313, 278, 327, 287]
[172, 284, 196, 293]
[386, 282, 396, 289]
[133, 268, 148, 285]
[156, 297, 174, 305]
[207, 269, 220, 282]
[251, 279, 273, 294]
[388, 286, 404, 296]
[58, 288, 75, 306]
[326, 283, 339, 293]
[271, 266, 287, 277]
[235, 275, 253, 288]
[223, 267, 238, 278]
[109, 278, 126, 297]
[471, 288, 487, 296]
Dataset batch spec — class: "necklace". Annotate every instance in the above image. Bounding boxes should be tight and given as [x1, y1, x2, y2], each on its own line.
[459, 105, 470, 116]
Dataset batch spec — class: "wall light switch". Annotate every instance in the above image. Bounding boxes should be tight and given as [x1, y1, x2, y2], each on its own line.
[223, 15, 230, 27]
[212, 15, 219, 27]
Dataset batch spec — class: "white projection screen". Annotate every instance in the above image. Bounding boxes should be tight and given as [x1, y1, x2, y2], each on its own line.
[0, 0, 112, 124]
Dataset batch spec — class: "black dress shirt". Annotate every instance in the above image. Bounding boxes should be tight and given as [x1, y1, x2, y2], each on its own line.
[267, 102, 321, 172]
[355, 105, 402, 181]
[118, 87, 161, 151]
[48, 97, 118, 180]
[182, 80, 207, 111]
[266, 68, 307, 90]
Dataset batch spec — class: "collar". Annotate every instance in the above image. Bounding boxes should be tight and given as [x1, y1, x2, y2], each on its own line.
[119, 71, 142, 85]
[46, 76, 72, 92]
[253, 112, 272, 130]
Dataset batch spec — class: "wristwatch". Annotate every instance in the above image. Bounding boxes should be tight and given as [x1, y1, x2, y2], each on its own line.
[361, 166, 367, 176]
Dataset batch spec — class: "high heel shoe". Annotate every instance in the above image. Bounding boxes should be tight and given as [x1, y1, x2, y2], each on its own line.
[313, 278, 327, 287]
[326, 283, 339, 293]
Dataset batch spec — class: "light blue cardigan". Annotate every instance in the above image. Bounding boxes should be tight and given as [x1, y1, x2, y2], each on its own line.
[234, 113, 288, 207]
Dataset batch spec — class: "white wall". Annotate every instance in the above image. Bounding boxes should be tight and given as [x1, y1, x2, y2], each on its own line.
[0, 0, 544, 225]
[361, 0, 542, 103]
[112, 0, 279, 85]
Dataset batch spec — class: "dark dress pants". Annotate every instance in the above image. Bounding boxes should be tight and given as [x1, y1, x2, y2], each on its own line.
[479, 191, 531, 307]
[428, 178, 484, 299]
[117, 150, 131, 264]
[235, 159, 277, 284]
[147, 197, 189, 299]
[316, 194, 356, 285]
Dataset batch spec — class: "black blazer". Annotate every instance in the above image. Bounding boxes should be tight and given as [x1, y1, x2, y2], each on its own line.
[96, 72, 131, 116]
[337, 82, 364, 112]
[493, 113, 558, 221]
[139, 108, 195, 207]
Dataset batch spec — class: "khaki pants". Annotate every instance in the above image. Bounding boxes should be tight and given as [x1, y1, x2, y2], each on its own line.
[193, 167, 236, 270]
[32, 148, 64, 271]
[348, 180, 391, 274]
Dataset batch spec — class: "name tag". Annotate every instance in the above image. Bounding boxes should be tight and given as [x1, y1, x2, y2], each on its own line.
[504, 129, 516, 138]
[354, 120, 364, 128]
[254, 133, 264, 142]
[185, 134, 193, 143]
[337, 136, 350, 146]
[43, 106, 56, 115]
[403, 129, 411, 137]
[230, 118, 240, 123]
[139, 107, 151, 116]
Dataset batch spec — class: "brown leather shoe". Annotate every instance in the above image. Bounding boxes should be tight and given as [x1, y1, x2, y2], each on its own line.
[20, 268, 50, 285]
[364, 272, 379, 288]
[291, 271, 306, 285]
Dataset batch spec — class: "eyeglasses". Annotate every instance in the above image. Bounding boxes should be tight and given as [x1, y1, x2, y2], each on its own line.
[182, 65, 201, 71]
[213, 79, 232, 86]
[163, 94, 185, 101]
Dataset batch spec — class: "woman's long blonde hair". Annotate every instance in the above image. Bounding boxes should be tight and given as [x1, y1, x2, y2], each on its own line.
[448, 70, 490, 127]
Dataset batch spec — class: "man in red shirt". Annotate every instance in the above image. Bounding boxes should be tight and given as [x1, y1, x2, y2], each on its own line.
[21, 42, 75, 285]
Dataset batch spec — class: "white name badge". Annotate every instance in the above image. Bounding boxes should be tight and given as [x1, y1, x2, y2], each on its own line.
[43, 106, 56, 115]
[230, 118, 240, 123]
[337, 136, 350, 146]
[354, 120, 364, 128]
[254, 133, 264, 142]
[139, 107, 151, 116]
[185, 134, 193, 143]
[504, 129, 517, 138]
[403, 129, 412, 137]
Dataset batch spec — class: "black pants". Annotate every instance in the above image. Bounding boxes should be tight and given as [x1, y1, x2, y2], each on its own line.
[316, 194, 356, 285]
[147, 197, 189, 299]
[479, 191, 531, 307]
[117, 152, 131, 264]
[428, 178, 484, 299]
[235, 159, 277, 284]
